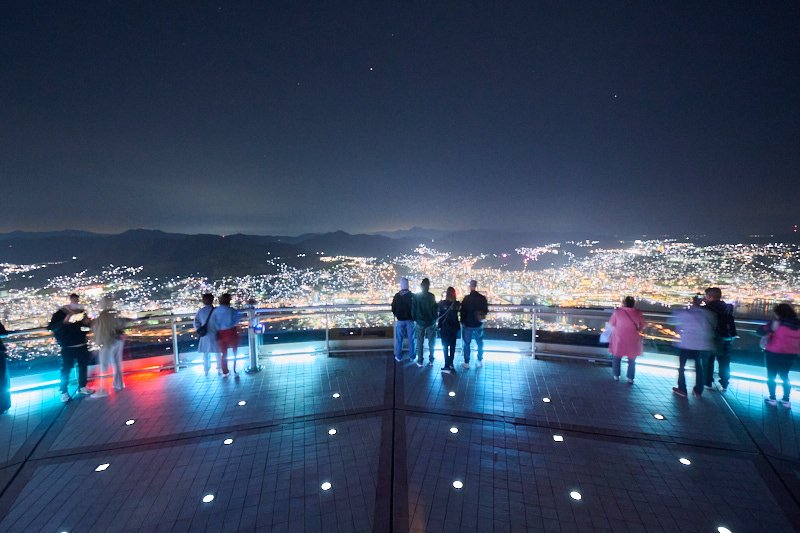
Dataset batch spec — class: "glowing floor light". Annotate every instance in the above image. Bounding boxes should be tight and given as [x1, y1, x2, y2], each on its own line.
[238, 401, 247, 406]
[553, 435, 564, 442]
[542, 397, 551, 403]
[332, 393, 340, 398]
[202, 494, 215, 503]
[452, 480, 464, 489]
[321, 482, 332, 491]
[450, 427, 459, 434]
[95, 463, 110, 472]
[717, 527, 732, 533]
[679, 457, 691, 465]
[223, 438, 234, 445]
[125, 419, 135, 426]
[570, 491, 582, 501]
[328, 428, 337, 435]
[653, 413, 665, 420]
[448, 391, 456, 397]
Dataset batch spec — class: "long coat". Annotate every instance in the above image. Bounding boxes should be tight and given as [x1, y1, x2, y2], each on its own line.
[609, 307, 645, 358]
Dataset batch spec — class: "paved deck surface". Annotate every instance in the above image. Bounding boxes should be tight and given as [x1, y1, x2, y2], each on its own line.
[1, 350, 799, 532]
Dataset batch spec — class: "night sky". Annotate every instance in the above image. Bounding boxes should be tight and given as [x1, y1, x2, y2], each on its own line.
[2, 2, 798, 237]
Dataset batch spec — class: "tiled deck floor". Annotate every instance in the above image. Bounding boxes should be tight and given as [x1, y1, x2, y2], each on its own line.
[1, 350, 799, 532]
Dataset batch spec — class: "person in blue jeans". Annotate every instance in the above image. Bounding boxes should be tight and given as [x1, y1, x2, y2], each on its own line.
[391, 278, 415, 362]
[460, 280, 489, 368]
[411, 278, 438, 367]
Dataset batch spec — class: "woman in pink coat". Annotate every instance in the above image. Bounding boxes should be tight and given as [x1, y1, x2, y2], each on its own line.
[609, 296, 645, 384]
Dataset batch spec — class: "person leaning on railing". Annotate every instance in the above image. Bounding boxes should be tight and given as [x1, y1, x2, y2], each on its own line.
[758, 303, 800, 408]
[47, 293, 96, 402]
[1, 320, 12, 414]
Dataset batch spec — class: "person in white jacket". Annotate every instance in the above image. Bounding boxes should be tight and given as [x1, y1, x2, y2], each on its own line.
[672, 295, 717, 398]
[92, 297, 127, 396]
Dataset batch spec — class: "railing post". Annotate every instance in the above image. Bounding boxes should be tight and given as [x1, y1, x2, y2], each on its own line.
[246, 309, 261, 373]
[171, 316, 180, 372]
[325, 304, 330, 355]
[531, 306, 537, 358]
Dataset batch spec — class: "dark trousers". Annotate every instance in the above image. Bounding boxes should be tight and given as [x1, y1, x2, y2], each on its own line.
[440, 330, 458, 368]
[765, 351, 795, 401]
[60, 345, 90, 393]
[705, 340, 731, 388]
[677, 349, 705, 395]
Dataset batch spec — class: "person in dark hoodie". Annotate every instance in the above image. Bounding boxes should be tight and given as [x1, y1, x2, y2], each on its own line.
[411, 278, 438, 368]
[758, 303, 800, 408]
[391, 278, 415, 362]
[703, 287, 737, 392]
[1, 319, 12, 413]
[437, 287, 461, 374]
[460, 279, 489, 369]
[48, 294, 95, 403]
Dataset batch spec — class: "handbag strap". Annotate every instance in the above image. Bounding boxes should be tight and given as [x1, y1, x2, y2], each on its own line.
[623, 309, 641, 332]
[202, 306, 215, 328]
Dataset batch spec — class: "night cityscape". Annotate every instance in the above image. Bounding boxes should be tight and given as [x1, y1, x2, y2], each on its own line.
[1, 2, 799, 532]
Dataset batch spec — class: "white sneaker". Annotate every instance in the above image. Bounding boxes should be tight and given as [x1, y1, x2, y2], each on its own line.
[60, 393, 71, 403]
[416, 362, 423, 368]
[612, 376, 620, 382]
[476, 361, 483, 368]
[780, 399, 791, 408]
[627, 379, 634, 385]
[78, 387, 95, 395]
[462, 362, 470, 369]
[94, 391, 109, 398]
[222, 373, 230, 378]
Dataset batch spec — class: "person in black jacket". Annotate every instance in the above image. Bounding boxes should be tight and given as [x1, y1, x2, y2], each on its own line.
[391, 278, 415, 362]
[1, 319, 12, 414]
[460, 280, 489, 368]
[702, 287, 737, 392]
[47, 294, 95, 403]
[438, 287, 461, 374]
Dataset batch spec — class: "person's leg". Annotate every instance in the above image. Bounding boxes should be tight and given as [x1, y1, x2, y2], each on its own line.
[611, 356, 621, 378]
[778, 356, 794, 402]
[627, 357, 636, 381]
[440, 336, 449, 367]
[693, 352, 705, 396]
[475, 326, 485, 362]
[219, 333, 230, 375]
[112, 340, 124, 390]
[96, 346, 109, 395]
[59, 348, 75, 394]
[230, 338, 238, 374]
[717, 341, 731, 389]
[677, 350, 688, 392]
[462, 327, 472, 364]
[765, 353, 778, 400]
[414, 325, 424, 364]
[215, 352, 222, 374]
[449, 341, 456, 367]
[76, 346, 90, 389]
[427, 326, 435, 363]
[202, 352, 211, 374]
[705, 353, 717, 387]
[394, 321, 404, 360]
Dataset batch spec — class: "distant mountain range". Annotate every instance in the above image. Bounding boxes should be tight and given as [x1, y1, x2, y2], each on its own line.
[0, 228, 793, 280]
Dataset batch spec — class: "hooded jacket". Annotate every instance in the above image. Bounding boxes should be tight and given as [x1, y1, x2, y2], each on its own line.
[759, 317, 800, 355]
[391, 290, 414, 321]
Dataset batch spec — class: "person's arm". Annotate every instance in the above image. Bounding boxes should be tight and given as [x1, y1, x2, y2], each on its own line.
[0, 322, 8, 336]
[391, 294, 399, 317]
[480, 295, 489, 315]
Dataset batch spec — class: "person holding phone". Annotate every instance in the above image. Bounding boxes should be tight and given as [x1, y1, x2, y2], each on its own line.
[47, 294, 95, 402]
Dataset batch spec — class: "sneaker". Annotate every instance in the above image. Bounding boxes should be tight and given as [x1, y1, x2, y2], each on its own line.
[60, 392, 71, 403]
[780, 399, 791, 408]
[672, 387, 687, 398]
[78, 387, 95, 395]
[394, 356, 403, 362]
[718, 385, 728, 392]
[612, 376, 620, 382]
[427, 361, 434, 367]
[764, 398, 778, 406]
[448, 366, 457, 374]
[462, 362, 470, 369]
[222, 372, 230, 378]
[93, 390, 109, 398]
[416, 362, 423, 368]
[627, 379, 634, 385]
[704, 385, 714, 391]
[476, 361, 483, 368]
[441, 367, 452, 374]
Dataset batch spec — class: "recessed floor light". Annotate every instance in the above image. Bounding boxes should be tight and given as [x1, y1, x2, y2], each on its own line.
[125, 419, 135, 426]
[238, 401, 246, 406]
[542, 397, 551, 403]
[570, 491, 582, 501]
[449, 427, 459, 434]
[202, 494, 214, 503]
[717, 527, 732, 533]
[95, 463, 110, 472]
[452, 480, 464, 489]
[553, 435, 564, 442]
[653, 413, 665, 420]
[448, 391, 456, 397]
[223, 438, 234, 445]
[332, 393, 340, 398]
[321, 482, 332, 491]
[328, 428, 337, 435]
[679, 457, 691, 465]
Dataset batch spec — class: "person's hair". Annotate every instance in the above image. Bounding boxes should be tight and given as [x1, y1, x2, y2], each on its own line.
[445, 287, 457, 301]
[705, 287, 722, 300]
[100, 296, 114, 311]
[774, 303, 798, 321]
[421, 278, 430, 288]
[219, 293, 232, 306]
[623, 296, 636, 308]
[69, 293, 79, 301]
[202, 293, 214, 305]
[469, 279, 478, 289]
[691, 294, 704, 306]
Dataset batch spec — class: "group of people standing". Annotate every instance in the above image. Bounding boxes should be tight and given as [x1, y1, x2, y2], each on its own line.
[193, 292, 243, 377]
[391, 278, 489, 374]
[606, 287, 800, 407]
